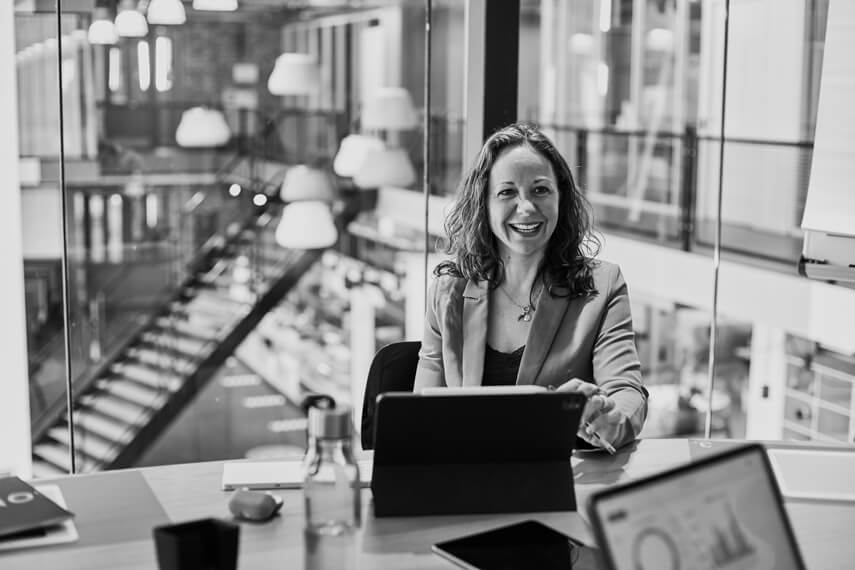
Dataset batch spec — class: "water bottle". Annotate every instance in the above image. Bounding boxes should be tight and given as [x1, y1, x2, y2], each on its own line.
[303, 405, 361, 535]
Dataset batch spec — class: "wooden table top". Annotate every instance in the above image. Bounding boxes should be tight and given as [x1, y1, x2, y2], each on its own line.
[2, 439, 853, 569]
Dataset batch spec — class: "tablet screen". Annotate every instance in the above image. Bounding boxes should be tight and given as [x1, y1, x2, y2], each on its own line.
[432, 520, 602, 569]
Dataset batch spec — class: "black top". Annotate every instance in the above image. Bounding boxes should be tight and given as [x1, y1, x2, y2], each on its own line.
[483, 344, 525, 386]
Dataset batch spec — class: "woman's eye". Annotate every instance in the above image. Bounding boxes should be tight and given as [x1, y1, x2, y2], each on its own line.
[497, 188, 515, 198]
[534, 185, 551, 195]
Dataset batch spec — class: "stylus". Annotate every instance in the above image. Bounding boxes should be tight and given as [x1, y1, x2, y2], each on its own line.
[584, 422, 616, 455]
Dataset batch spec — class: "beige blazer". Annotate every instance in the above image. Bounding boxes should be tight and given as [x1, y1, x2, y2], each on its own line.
[414, 260, 648, 442]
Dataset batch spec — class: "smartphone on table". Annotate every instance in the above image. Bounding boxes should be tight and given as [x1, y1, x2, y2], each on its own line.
[432, 519, 603, 569]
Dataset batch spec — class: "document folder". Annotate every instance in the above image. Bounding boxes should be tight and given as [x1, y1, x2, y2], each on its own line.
[370, 391, 585, 517]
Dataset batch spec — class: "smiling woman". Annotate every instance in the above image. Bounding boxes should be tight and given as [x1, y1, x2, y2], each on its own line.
[414, 122, 649, 452]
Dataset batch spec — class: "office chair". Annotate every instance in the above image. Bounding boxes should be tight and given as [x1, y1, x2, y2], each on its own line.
[360, 340, 421, 450]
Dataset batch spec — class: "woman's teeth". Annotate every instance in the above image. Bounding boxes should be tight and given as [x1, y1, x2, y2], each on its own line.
[509, 222, 542, 234]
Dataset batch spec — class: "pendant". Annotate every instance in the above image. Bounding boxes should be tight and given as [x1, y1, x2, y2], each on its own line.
[518, 306, 533, 322]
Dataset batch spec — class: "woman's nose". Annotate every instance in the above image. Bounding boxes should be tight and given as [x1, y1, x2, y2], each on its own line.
[516, 197, 536, 213]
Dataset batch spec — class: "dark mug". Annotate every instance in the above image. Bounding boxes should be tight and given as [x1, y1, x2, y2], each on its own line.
[152, 517, 239, 570]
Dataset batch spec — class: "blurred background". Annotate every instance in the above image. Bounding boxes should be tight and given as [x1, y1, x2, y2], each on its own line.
[2, 0, 853, 479]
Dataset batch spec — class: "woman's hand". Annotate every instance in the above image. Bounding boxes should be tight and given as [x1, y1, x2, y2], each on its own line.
[555, 378, 623, 451]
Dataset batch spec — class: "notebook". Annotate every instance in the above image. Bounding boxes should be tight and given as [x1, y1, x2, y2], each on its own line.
[0, 476, 75, 538]
[221, 459, 373, 491]
[587, 443, 806, 570]
[0, 485, 78, 551]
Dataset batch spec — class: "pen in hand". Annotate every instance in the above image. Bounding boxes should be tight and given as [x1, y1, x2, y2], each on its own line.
[549, 383, 617, 454]
[583, 421, 616, 455]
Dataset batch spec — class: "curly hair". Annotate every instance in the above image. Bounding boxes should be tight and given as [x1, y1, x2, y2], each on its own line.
[436, 122, 600, 297]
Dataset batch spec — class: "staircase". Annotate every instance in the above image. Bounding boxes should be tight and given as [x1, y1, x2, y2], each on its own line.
[30, 203, 325, 477]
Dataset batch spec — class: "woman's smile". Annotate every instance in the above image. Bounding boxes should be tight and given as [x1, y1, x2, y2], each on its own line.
[507, 221, 544, 236]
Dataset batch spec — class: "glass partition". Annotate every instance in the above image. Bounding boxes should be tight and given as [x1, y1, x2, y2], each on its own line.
[11, 0, 854, 478]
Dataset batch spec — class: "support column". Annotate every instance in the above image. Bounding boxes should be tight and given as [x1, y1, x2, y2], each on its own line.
[744, 324, 787, 440]
[463, 0, 520, 165]
[0, 2, 33, 478]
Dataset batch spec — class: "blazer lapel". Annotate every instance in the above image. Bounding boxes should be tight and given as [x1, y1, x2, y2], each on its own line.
[517, 289, 571, 385]
[461, 279, 488, 386]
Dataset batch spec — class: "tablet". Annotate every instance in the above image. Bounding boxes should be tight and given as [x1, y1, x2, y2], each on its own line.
[221, 459, 373, 491]
[432, 520, 602, 570]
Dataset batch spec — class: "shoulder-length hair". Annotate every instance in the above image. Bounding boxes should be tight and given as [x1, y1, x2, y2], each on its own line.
[435, 121, 600, 297]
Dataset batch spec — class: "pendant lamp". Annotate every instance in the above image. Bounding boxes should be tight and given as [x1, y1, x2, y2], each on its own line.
[267, 53, 320, 96]
[147, 0, 186, 25]
[333, 134, 385, 177]
[275, 202, 338, 249]
[279, 165, 336, 203]
[353, 147, 416, 189]
[175, 107, 231, 148]
[192, 0, 238, 10]
[361, 87, 419, 130]
[115, 0, 148, 38]
[88, 7, 117, 45]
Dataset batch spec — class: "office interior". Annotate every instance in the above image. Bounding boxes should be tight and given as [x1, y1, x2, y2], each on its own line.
[1, 0, 854, 482]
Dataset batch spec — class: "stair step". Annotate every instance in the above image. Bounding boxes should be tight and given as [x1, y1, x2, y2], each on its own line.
[127, 347, 196, 375]
[155, 316, 221, 341]
[96, 379, 168, 411]
[49, 426, 118, 463]
[70, 409, 134, 444]
[31, 459, 68, 479]
[189, 289, 252, 311]
[33, 443, 99, 474]
[79, 393, 152, 426]
[111, 362, 182, 391]
[142, 332, 210, 358]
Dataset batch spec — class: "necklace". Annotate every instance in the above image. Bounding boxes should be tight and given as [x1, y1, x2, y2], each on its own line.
[499, 283, 541, 322]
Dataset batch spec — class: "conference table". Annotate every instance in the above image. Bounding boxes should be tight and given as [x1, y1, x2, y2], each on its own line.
[3, 439, 854, 569]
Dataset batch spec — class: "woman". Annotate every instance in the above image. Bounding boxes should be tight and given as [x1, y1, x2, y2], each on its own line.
[414, 122, 647, 450]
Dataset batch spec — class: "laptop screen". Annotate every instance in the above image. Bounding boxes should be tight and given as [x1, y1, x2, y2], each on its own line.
[591, 446, 803, 570]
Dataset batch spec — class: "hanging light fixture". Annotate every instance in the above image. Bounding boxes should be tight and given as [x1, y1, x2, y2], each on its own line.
[192, 0, 239, 12]
[361, 87, 419, 130]
[275, 202, 338, 249]
[267, 53, 320, 96]
[147, 0, 186, 25]
[353, 147, 416, 189]
[332, 134, 385, 178]
[175, 106, 231, 148]
[115, 0, 148, 38]
[279, 165, 336, 203]
[88, 6, 118, 45]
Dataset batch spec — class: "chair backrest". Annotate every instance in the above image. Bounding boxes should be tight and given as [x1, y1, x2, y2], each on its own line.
[361, 340, 421, 450]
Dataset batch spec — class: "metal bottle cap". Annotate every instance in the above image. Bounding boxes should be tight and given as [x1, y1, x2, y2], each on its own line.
[308, 406, 353, 440]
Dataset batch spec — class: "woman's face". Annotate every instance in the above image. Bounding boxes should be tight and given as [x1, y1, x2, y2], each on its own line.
[487, 144, 560, 260]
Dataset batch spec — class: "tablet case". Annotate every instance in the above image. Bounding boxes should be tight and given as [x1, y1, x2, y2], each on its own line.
[370, 392, 586, 517]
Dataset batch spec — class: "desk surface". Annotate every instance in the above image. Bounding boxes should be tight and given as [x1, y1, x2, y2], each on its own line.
[2, 439, 854, 569]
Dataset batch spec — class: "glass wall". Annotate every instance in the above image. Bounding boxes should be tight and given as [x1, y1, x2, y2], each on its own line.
[8, 0, 854, 477]
[534, 0, 854, 444]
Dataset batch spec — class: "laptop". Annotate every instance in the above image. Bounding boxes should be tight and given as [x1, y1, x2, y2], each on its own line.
[371, 391, 587, 516]
[587, 443, 806, 570]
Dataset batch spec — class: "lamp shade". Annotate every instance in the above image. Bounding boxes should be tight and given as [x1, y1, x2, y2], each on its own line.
[645, 28, 675, 52]
[88, 8, 117, 44]
[115, 2, 148, 38]
[192, 0, 238, 11]
[147, 0, 186, 25]
[333, 134, 385, 177]
[361, 87, 419, 130]
[275, 202, 338, 249]
[353, 147, 416, 189]
[279, 165, 336, 203]
[193, 0, 237, 12]
[175, 107, 231, 148]
[267, 53, 320, 96]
